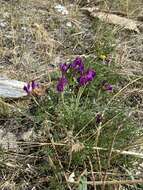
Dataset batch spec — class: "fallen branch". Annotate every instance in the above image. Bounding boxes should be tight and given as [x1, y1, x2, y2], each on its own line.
[91, 146, 143, 159]
[82, 7, 141, 33]
[68, 179, 143, 186]
[0, 77, 27, 98]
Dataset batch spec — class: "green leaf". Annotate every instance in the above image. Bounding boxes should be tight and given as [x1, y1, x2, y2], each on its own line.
[79, 176, 87, 190]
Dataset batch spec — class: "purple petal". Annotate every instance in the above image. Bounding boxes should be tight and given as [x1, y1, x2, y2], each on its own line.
[86, 69, 96, 81]
[31, 81, 39, 89]
[56, 76, 68, 92]
[23, 82, 32, 93]
[27, 83, 31, 90]
[96, 114, 102, 124]
[60, 63, 70, 73]
[77, 75, 88, 86]
[102, 81, 113, 92]
[57, 83, 64, 92]
[78, 69, 96, 86]
[23, 85, 30, 93]
[105, 84, 112, 91]
[60, 76, 68, 85]
[23, 81, 39, 94]
[71, 57, 84, 73]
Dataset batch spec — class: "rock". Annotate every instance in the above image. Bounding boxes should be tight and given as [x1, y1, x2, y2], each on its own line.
[0, 129, 18, 150]
[22, 128, 36, 141]
[55, 4, 69, 15]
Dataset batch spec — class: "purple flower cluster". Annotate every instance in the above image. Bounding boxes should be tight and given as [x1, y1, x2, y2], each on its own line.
[23, 81, 39, 94]
[57, 57, 96, 92]
[77, 69, 96, 86]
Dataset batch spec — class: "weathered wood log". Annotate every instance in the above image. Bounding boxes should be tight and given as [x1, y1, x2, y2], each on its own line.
[0, 77, 27, 98]
[82, 7, 141, 33]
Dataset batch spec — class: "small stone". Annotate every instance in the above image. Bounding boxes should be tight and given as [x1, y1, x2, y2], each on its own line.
[22, 128, 36, 141]
[55, 4, 69, 15]
[0, 129, 18, 150]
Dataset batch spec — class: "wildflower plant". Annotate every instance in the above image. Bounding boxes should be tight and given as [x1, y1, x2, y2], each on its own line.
[22, 56, 142, 178]
[5, 56, 143, 190]
[54, 56, 142, 169]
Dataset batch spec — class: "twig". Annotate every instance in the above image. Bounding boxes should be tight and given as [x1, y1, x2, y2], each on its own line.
[86, 171, 141, 177]
[91, 146, 143, 159]
[102, 125, 122, 190]
[88, 156, 97, 190]
[68, 179, 143, 185]
[2, 142, 143, 159]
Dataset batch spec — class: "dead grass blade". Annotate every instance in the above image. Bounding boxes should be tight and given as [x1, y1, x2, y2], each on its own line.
[91, 147, 143, 159]
[68, 179, 143, 186]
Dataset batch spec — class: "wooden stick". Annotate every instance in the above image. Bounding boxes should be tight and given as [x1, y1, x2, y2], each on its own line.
[69, 179, 143, 185]
[91, 146, 143, 158]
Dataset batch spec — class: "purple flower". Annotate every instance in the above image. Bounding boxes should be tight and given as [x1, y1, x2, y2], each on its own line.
[31, 81, 39, 89]
[86, 69, 96, 81]
[71, 57, 84, 73]
[56, 76, 68, 92]
[105, 84, 112, 91]
[23, 83, 31, 94]
[78, 69, 96, 86]
[96, 114, 103, 124]
[60, 63, 70, 73]
[102, 80, 112, 92]
[23, 81, 39, 94]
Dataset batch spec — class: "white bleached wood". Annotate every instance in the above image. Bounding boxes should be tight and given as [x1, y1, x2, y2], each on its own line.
[0, 77, 27, 98]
